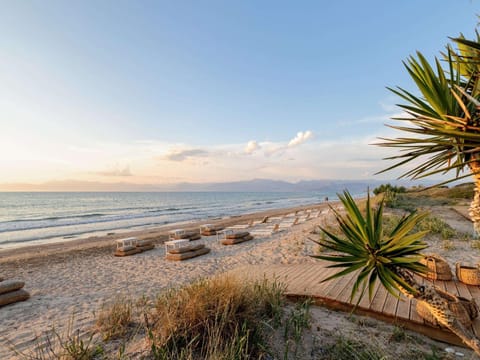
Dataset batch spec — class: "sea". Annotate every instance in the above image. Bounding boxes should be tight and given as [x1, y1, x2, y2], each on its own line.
[0, 191, 341, 250]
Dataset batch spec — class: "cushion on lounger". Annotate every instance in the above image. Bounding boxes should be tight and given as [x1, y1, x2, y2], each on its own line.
[226, 231, 250, 239]
[221, 235, 254, 245]
[165, 247, 210, 261]
[0, 280, 25, 295]
[137, 243, 155, 251]
[136, 239, 153, 247]
[114, 248, 142, 257]
[0, 289, 30, 307]
[117, 245, 136, 252]
[175, 230, 199, 239]
[168, 243, 205, 254]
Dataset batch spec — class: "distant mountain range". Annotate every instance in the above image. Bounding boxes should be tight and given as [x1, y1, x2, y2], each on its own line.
[0, 178, 434, 192]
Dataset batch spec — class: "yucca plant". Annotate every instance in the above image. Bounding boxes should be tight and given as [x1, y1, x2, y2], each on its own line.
[376, 30, 480, 237]
[311, 190, 480, 355]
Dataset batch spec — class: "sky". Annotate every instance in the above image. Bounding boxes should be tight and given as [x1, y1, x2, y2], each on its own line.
[0, 1, 479, 190]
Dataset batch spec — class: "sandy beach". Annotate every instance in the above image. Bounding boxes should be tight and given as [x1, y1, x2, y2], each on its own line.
[0, 203, 330, 358]
[1, 198, 478, 359]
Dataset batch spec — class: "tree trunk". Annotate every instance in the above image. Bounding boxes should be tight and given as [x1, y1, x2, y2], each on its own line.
[396, 268, 480, 356]
[468, 162, 480, 239]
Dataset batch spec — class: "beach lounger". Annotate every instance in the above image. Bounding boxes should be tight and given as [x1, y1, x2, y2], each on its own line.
[298, 212, 311, 223]
[199, 224, 224, 236]
[277, 217, 299, 231]
[0, 280, 30, 307]
[221, 231, 254, 245]
[249, 223, 282, 237]
[165, 243, 211, 261]
[169, 229, 201, 241]
[217, 229, 253, 245]
[224, 220, 254, 230]
[114, 236, 154, 256]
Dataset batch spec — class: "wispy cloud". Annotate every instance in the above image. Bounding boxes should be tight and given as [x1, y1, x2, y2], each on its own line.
[163, 148, 209, 162]
[93, 165, 133, 177]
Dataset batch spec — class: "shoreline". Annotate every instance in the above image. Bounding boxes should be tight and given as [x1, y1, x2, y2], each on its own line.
[0, 200, 337, 358]
[0, 201, 332, 264]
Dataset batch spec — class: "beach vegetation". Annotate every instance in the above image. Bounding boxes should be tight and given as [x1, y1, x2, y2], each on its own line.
[471, 241, 480, 251]
[441, 240, 456, 251]
[282, 298, 312, 359]
[447, 183, 475, 199]
[320, 335, 388, 360]
[415, 215, 456, 240]
[372, 183, 406, 195]
[12, 315, 102, 360]
[146, 275, 286, 359]
[96, 298, 135, 341]
[311, 190, 480, 355]
[376, 27, 480, 238]
[389, 325, 406, 342]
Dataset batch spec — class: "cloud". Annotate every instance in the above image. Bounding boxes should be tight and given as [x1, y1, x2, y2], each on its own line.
[244, 140, 261, 154]
[288, 130, 314, 147]
[163, 148, 209, 162]
[261, 130, 314, 156]
[94, 165, 133, 177]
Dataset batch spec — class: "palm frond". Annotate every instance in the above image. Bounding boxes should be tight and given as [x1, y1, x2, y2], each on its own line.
[376, 45, 480, 185]
[311, 190, 428, 302]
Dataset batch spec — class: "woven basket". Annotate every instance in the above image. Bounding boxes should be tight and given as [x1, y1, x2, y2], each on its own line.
[419, 255, 452, 281]
[456, 263, 480, 285]
[416, 289, 478, 327]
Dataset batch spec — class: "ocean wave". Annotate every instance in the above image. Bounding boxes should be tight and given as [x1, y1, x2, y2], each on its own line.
[0, 213, 108, 224]
[0, 208, 203, 234]
[0, 219, 173, 245]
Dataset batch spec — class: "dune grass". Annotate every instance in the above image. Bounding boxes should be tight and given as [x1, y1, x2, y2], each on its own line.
[95, 297, 134, 341]
[148, 275, 286, 359]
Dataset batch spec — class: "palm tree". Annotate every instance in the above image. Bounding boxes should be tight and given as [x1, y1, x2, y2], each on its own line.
[311, 190, 480, 355]
[376, 33, 480, 237]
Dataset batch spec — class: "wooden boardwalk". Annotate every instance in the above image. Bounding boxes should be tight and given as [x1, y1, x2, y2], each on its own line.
[235, 261, 480, 348]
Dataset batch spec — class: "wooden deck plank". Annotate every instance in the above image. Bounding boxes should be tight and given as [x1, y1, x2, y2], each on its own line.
[409, 299, 424, 324]
[444, 280, 459, 297]
[280, 265, 313, 290]
[369, 284, 389, 314]
[336, 272, 362, 305]
[466, 285, 480, 338]
[382, 291, 399, 317]
[286, 265, 324, 294]
[396, 294, 411, 320]
[357, 280, 380, 310]
[455, 281, 473, 299]
[308, 267, 340, 295]
[298, 265, 330, 293]
[324, 270, 357, 300]
[466, 283, 480, 301]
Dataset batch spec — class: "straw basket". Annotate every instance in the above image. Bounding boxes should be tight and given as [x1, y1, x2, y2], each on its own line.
[456, 263, 480, 286]
[416, 289, 479, 327]
[419, 255, 452, 281]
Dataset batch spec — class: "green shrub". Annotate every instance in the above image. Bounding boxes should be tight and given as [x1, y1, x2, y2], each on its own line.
[415, 215, 456, 239]
[373, 183, 407, 196]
